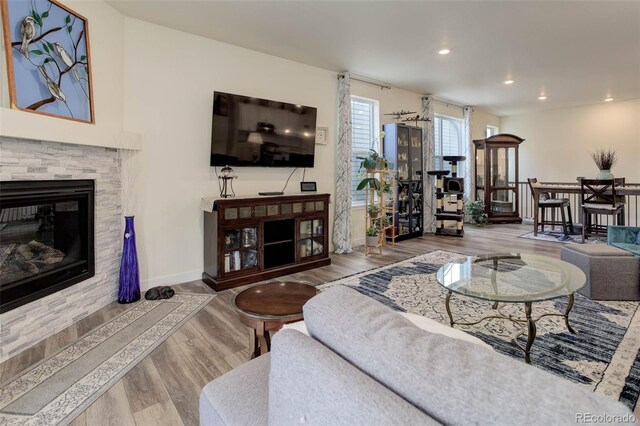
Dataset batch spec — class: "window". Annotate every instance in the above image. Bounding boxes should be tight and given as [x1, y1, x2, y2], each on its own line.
[351, 96, 379, 206]
[434, 115, 464, 175]
[486, 125, 499, 138]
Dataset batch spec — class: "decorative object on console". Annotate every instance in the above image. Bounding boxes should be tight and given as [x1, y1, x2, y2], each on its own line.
[144, 286, 175, 300]
[118, 216, 140, 304]
[1, 0, 94, 123]
[590, 148, 617, 180]
[473, 134, 523, 223]
[217, 165, 237, 198]
[300, 181, 317, 192]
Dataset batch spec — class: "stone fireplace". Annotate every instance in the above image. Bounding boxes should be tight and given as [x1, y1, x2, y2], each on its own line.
[0, 137, 122, 362]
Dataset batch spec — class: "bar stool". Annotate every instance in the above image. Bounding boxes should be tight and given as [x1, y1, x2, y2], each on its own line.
[528, 178, 574, 236]
[580, 178, 625, 242]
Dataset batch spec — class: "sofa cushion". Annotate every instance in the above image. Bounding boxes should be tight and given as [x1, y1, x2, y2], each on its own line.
[621, 230, 639, 243]
[636, 231, 640, 245]
[610, 242, 640, 256]
[304, 286, 632, 425]
[200, 353, 269, 426]
[268, 329, 436, 425]
[283, 312, 490, 348]
[563, 243, 634, 256]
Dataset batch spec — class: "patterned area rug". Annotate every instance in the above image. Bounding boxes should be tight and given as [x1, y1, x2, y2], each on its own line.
[519, 228, 606, 244]
[320, 250, 640, 410]
[0, 293, 214, 426]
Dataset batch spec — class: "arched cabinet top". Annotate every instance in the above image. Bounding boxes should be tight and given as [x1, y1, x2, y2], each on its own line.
[473, 133, 525, 146]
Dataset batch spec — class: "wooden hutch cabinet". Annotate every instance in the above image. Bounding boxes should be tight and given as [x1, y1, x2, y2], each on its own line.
[473, 134, 524, 223]
[203, 193, 331, 290]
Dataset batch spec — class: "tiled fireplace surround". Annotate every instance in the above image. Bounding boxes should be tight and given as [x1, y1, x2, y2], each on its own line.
[0, 137, 122, 362]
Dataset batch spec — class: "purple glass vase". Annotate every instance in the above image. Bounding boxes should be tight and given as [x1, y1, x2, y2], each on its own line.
[118, 216, 140, 303]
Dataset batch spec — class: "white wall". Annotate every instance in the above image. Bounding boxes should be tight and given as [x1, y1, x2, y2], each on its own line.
[473, 108, 500, 140]
[501, 99, 640, 182]
[123, 18, 338, 287]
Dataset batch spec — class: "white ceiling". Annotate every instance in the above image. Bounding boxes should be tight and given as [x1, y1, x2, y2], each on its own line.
[108, 0, 640, 116]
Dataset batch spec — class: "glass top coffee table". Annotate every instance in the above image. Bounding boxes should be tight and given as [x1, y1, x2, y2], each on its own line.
[436, 253, 586, 363]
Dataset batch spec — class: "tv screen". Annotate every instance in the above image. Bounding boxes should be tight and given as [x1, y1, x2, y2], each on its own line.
[210, 92, 317, 167]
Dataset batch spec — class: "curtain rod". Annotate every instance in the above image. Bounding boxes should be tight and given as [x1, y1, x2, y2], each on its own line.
[338, 73, 391, 90]
[352, 77, 391, 90]
[429, 96, 469, 109]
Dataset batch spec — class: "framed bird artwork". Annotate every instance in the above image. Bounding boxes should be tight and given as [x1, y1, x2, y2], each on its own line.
[1, 0, 94, 123]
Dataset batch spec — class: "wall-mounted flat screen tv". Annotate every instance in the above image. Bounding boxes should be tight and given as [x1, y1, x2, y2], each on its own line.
[210, 92, 317, 167]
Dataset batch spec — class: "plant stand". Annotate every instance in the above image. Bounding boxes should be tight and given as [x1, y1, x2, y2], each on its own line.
[365, 170, 397, 255]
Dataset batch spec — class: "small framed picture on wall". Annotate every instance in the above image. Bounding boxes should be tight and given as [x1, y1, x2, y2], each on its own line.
[315, 126, 328, 145]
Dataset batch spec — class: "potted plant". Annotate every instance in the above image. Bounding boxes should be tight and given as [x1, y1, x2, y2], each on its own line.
[464, 200, 489, 227]
[367, 205, 381, 219]
[590, 149, 617, 179]
[366, 227, 379, 247]
[357, 149, 386, 172]
[356, 132, 393, 191]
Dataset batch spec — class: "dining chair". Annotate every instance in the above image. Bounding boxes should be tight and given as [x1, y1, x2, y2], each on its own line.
[527, 178, 574, 236]
[580, 178, 625, 242]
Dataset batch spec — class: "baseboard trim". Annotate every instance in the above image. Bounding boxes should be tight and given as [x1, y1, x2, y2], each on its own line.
[141, 269, 203, 292]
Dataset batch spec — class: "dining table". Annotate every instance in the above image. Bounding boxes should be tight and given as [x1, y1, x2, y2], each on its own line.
[531, 183, 640, 236]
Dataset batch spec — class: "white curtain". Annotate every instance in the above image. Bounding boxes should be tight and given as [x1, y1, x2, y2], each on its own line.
[332, 73, 353, 254]
[421, 96, 435, 233]
[462, 106, 474, 202]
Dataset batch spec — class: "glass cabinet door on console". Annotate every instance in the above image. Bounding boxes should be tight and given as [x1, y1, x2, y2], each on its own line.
[473, 134, 523, 223]
[223, 227, 258, 274]
[298, 218, 325, 259]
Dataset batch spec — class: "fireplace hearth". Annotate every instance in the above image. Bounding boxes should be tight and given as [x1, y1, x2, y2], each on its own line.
[0, 180, 95, 313]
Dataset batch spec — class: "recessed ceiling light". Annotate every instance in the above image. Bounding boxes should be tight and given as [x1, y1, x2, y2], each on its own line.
[538, 95, 547, 100]
[604, 97, 613, 102]
[503, 79, 514, 85]
[438, 49, 451, 55]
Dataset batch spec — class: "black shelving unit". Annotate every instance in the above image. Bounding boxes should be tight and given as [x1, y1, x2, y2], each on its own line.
[383, 123, 423, 241]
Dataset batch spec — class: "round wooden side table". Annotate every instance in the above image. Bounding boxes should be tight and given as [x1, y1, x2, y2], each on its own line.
[233, 281, 317, 359]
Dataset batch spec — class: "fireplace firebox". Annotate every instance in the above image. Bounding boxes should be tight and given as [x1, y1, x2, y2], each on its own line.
[0, 180, 95, 313]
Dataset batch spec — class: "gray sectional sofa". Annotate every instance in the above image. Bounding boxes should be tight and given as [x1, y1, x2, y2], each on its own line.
[200, 286, 632, 425]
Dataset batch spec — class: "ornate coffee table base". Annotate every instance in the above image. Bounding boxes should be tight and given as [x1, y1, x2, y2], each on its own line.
[445, 292, 577, 364]
[233, 282, 317, 359]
